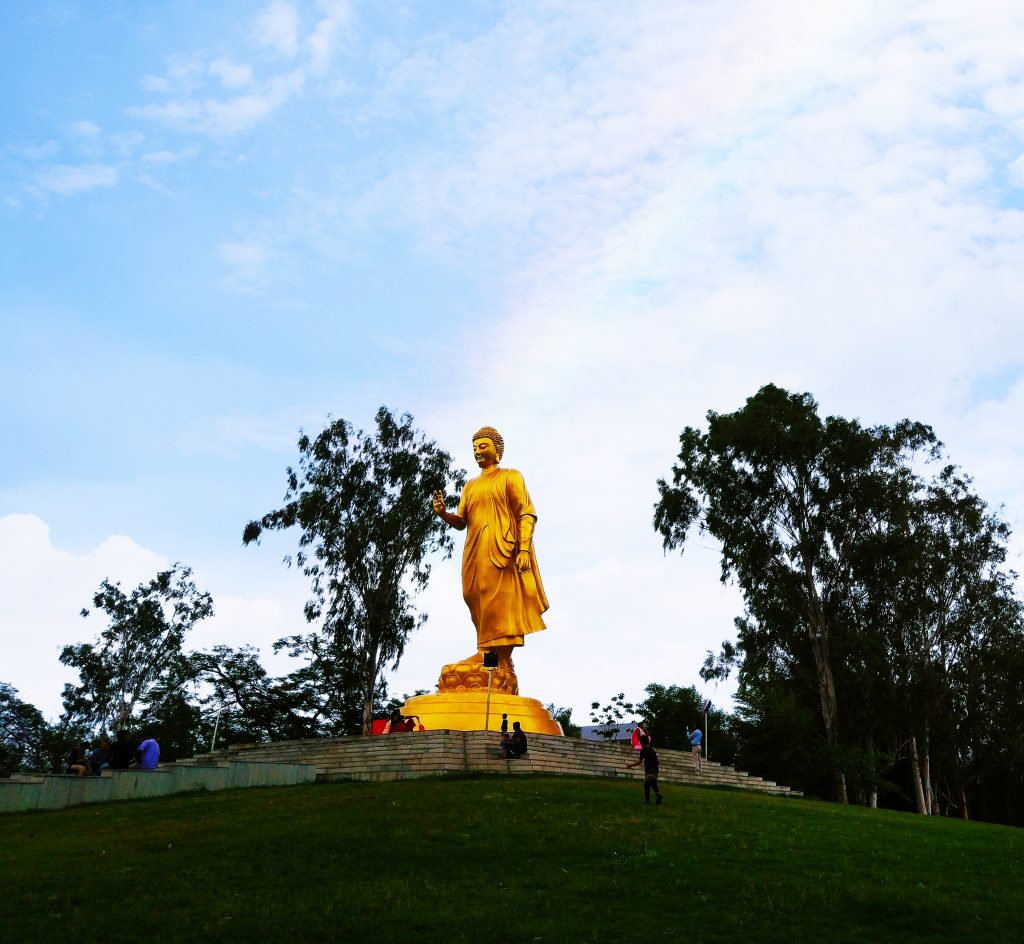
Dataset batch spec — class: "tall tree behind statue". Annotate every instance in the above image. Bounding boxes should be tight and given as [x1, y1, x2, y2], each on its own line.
[654, 384, 1024, 816]
[243, 407, 465, 735]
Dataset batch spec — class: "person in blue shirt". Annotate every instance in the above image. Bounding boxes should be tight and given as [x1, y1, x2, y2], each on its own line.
[687, 727, 703, 775]
[132, 736, 161, 771]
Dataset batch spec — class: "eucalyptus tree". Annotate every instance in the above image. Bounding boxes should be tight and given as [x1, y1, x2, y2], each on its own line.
[654, 384, 937, 802]
[61, 564, 213, 734]
[243, 407, 465, 734]
[883, 466, 1023, 816]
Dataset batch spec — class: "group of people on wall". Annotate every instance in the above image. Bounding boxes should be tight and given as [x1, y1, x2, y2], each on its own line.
[65, 731, 161, 776]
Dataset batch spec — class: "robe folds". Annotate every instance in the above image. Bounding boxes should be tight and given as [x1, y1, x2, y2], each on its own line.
[458, 467, 549, 649]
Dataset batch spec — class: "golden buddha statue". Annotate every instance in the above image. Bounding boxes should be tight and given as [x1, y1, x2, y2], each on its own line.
[402, 427, 561, 734]
[431, 426, 549, 695]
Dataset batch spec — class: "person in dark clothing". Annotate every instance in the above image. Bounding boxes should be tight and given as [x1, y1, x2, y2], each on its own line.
[627, 734, 663, 805]
[502, 721, 528, 758]
[66, 743, 90, 776]
[500, 713, 509, 735]
[108, 731, 135, 770]
[90, 738, 110, 776]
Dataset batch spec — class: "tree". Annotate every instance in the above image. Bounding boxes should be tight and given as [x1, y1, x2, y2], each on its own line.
[545, 704, 582, 738]
[0, 683, 51, 776]
[636, 683, 737, 762]
[188, 645, 298, 743]
[589, 692, 636, 740]
[61, 564, 214, 734]
[243, 407, 465, 735]
[654, 384, 937, 802]
[878, 466, 1024, 816]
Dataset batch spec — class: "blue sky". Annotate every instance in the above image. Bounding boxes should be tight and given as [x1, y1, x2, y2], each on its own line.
[3, 0, 1024, 726]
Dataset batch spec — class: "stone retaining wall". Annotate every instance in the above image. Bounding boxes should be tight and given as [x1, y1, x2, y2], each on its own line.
[0, 759, 318, 814]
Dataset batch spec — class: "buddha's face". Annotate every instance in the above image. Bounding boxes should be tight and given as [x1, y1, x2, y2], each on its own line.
[473, 437, 499, 469]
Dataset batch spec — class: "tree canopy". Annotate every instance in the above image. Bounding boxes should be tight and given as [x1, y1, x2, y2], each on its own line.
[243, 406, 465, 734]
[60, 564, 213, 735]
[655, 384, 1024, 815]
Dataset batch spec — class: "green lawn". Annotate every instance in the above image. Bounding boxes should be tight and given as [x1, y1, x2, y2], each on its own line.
[2, 775, 1020, 943]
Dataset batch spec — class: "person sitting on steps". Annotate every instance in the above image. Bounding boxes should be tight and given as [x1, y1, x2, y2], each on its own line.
[502, 721, 528, 759]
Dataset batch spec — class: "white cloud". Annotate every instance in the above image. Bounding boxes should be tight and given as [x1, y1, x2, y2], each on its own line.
[254, 1, 301, 58]
[0, 515, 167, 719]
[109, 130, 146, 153]
[140, 53, 205, 95]
[177, 410, 309, 458]
[33, 163, 118, 196]
[210, 57, 254, 89]
[6, 140, 60, 161]
[217, 238, 281, 292]
[141, 146, 198, 164]
[0, 515, 317, 722]
[128, 70, 305, 137]
[220, 239, 273, 271]
[307, 0, 352, 74]
[68, 120, 100, 138]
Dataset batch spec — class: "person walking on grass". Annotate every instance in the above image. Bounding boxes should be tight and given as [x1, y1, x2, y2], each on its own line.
[627, 734, 663, 805]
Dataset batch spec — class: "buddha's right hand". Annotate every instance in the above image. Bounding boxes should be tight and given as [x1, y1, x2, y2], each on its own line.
[432, 490, 445, 514]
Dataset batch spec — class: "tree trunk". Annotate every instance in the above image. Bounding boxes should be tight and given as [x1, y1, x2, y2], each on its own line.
[361, 645, 379, 737]
[806, 607, 846, 803]
[909, 736, 928, 815]
[960, 786, 969, 820]
[868, 788, 877, 809]
[922, 743, 934, 816]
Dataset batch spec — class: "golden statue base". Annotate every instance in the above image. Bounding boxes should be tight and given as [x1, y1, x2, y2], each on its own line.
[402, 691, 563, 735]
[438, 650, 518, 695]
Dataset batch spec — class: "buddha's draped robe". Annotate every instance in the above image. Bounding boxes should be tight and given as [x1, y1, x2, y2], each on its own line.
[457, 467, 548, 649]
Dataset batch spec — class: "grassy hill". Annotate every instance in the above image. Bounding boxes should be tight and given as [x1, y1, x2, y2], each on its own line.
[3, 775, 1021, 943]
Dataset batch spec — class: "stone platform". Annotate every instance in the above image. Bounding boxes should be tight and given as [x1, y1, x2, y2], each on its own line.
[192, 730, 800, 796]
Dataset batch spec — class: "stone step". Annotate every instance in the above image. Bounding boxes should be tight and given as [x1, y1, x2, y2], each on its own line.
[196, 731, 799, 797]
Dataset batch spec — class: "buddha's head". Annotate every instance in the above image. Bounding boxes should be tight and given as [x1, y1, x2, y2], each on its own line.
[472, 426, 504, 468]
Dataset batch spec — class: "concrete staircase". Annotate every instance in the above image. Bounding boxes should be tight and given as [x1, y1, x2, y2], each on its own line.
[193, 730, 800, 797]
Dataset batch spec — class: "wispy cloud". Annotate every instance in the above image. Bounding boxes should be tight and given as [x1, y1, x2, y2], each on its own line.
[253, 1, 301, 58]
[68, 120, 100, 139]
[141, 146, 199, 164]
[5, 140, 60, 161]
[128, 70, 305, 137]
[307, 0, 352, 75]
[177, 410, 310, 457]
[33, 162, 118, 196]
[218, 238, 278, 292]
[209, 57, 254, 89]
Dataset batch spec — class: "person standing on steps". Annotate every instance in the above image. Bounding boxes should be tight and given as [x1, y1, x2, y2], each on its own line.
[687, 726, 703, 774]
[627, 734, 663, 805]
